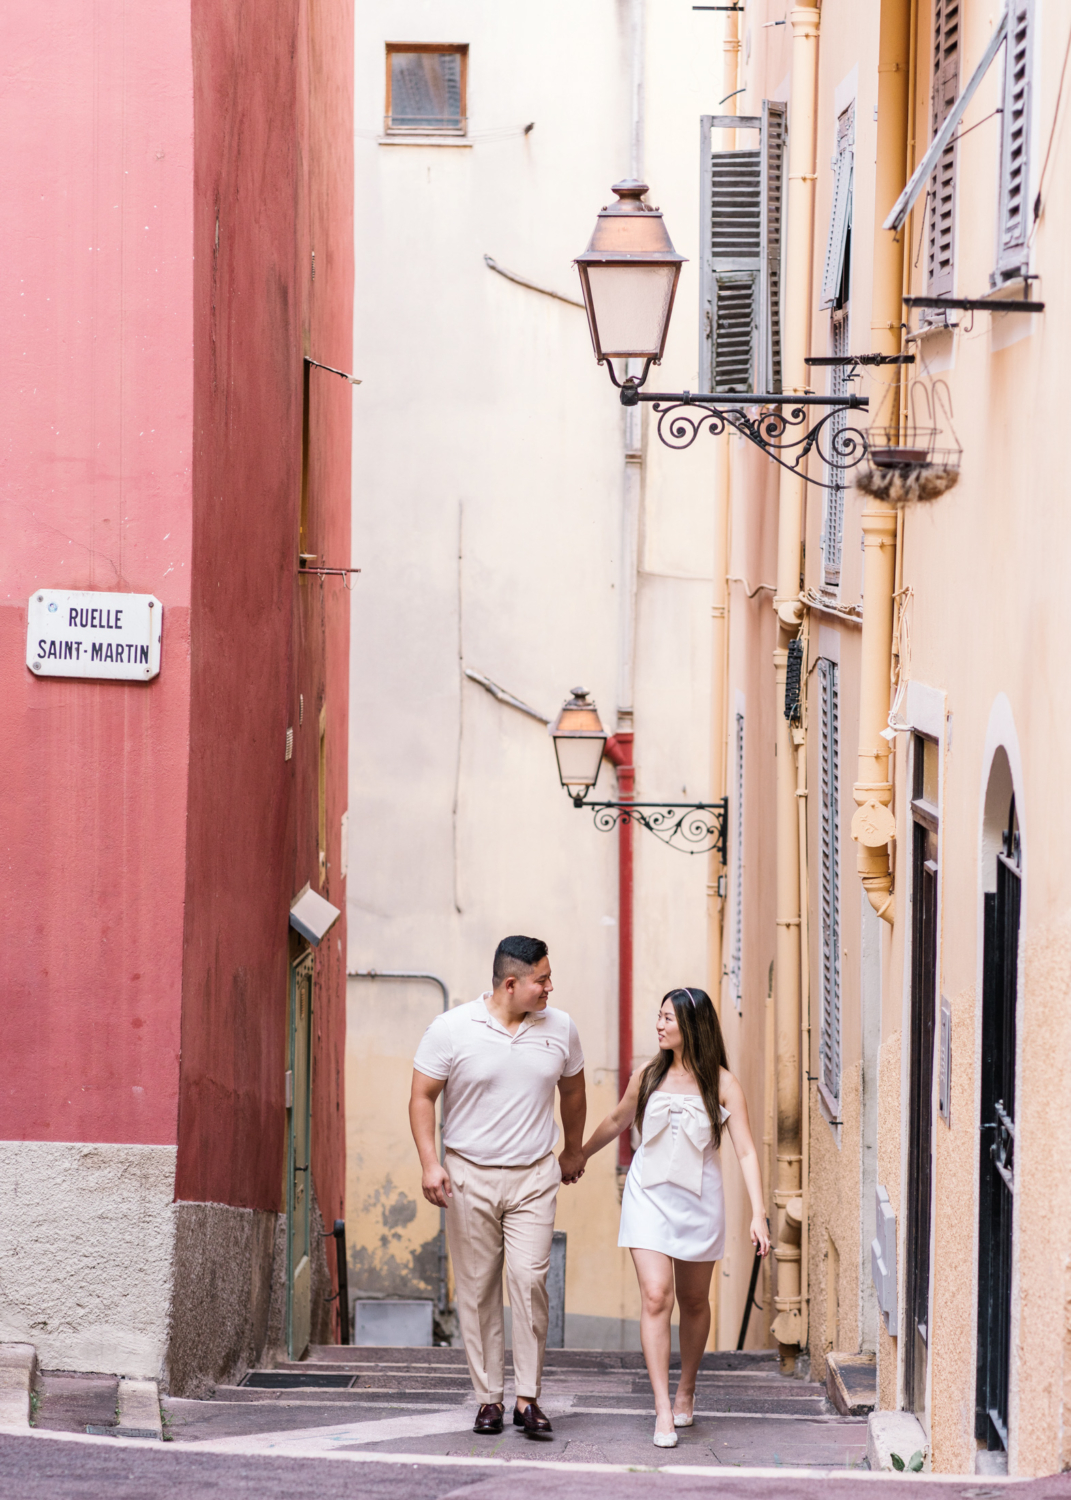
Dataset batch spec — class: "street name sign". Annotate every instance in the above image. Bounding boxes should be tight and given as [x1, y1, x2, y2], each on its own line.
[27, 589, 163, 681]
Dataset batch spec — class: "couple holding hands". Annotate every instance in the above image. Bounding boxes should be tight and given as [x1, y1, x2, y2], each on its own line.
[409, 934, 770, 1447]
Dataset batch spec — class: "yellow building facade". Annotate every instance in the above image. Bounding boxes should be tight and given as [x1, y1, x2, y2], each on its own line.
[712, 0, 1071, 1476]
[345, 0, 1071, 1476]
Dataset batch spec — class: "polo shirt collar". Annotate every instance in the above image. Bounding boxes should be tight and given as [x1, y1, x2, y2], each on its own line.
[474, 992, 545, 1039]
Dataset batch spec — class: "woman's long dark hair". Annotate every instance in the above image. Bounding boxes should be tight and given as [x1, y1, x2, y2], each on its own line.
[635, 988, 730, 1148]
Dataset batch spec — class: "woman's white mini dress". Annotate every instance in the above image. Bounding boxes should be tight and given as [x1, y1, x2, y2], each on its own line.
[618, 1092, 730, 1263]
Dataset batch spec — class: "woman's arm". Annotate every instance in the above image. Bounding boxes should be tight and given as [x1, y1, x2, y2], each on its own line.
[720, 1070, 771, 1256]
[581, 1067, 645, 1161]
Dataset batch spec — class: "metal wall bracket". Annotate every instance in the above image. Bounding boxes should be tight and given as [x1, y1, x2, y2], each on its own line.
[606, 370, 870, 488]
[570, 793, 729, 859]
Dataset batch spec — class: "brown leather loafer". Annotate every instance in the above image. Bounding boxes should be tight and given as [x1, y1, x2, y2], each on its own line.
[514, 1400, 553, 1438]
[473, 1402, 505, 1434]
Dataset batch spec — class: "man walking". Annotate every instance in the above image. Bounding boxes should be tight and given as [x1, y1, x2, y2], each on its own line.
[409, 935, 586, 1438]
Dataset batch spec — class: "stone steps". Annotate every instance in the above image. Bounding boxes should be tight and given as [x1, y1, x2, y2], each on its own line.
[226, 1343, 829, 1420]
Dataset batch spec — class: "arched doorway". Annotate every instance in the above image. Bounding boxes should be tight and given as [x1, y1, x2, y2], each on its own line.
[976, 750, 1019, 1458]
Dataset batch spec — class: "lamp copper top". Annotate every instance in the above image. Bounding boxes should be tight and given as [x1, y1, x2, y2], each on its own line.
[576, 180, 686, 263]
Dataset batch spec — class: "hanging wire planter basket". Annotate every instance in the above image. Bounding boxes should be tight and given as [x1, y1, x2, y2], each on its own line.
[856, 378, 961, 502]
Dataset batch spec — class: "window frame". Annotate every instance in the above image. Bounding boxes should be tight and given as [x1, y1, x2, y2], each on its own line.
[385, 43, 469, 137]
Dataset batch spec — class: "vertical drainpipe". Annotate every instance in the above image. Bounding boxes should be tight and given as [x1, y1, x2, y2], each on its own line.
[770, 5, 821, 1365]
[708, 3, 741, 1348]
[613, 0, 646, 1180]
[707, 0, 741, 1020]
[850, 0, 912, 924]
[606, 734, 635, 1178]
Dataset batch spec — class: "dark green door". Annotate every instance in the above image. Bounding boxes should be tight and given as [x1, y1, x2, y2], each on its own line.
[287, 953, 314, 1359]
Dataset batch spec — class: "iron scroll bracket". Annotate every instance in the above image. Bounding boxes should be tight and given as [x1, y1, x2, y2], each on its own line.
[569, 795, 729, 860]
[604, 372, 870, 489]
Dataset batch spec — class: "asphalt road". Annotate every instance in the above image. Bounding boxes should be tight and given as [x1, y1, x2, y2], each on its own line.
[3, 1433, 1071, 1500]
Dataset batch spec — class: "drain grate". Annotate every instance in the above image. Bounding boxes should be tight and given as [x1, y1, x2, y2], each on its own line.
[240, 1372, 357, 1389]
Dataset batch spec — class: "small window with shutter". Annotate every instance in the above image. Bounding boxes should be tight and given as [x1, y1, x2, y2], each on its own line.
[928, 0, 961, 298]
[818, 657, 842, 1118]
[996, 0, 1033, 280]
[700, 103, 786, 394]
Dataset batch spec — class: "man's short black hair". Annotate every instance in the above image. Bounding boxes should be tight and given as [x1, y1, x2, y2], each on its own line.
[493, 935, 548, 986]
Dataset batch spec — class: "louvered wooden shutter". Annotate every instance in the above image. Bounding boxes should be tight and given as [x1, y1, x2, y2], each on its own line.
[700, 108, 784, 395]
[818, 658, 842, 1113]
[821, 315, 850, 591]
[821, 103, 855, 309]
[758, 100, 787, 394]
[997, 0, 1032, 277]
[700, 117, 761, 394]
[928, 0, 960, 296]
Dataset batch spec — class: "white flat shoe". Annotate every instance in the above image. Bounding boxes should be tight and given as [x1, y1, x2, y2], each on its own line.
[674, 1412, 694, 1428]
[653, 1428, 679, 1448]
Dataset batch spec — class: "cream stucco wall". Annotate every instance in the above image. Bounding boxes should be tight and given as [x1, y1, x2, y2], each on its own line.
[346, 0, 730, 1343]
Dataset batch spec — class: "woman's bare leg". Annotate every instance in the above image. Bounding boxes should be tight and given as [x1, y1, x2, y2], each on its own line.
[630, 1248, 677, 1436]
[671, 1259, 715, 1420]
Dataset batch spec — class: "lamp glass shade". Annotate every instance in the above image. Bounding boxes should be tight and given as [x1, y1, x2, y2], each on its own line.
[575, 179, 686, 366]
[549, 690, 607, 791]
[553, 732, 606, 790]
[581, 262, 680, 359]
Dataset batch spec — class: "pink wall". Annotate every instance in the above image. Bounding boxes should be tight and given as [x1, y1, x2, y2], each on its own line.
[0, 0, 351, 1272]
[0, 2, 195, 1145]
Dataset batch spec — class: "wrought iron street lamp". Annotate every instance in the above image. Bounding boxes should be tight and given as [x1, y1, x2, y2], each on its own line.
[549, 687, 608, 796]
[575, 180, 686, 391]
[575, 181, 871, 487]
[550, 688, 727, 858]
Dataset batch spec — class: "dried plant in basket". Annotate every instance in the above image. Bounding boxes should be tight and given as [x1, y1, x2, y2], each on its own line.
[855, 462, 959, 502]
[856, 378, 961, 503]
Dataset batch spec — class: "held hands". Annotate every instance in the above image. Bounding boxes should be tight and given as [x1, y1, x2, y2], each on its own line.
[421, 1162, 453, 1208]
[559, 1147, 586, 1185]
[750, 1213, 771, 1256]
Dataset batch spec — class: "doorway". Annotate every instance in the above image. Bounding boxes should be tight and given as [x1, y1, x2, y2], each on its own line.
[287, 951, 314, 1359]
[904, 734, 939, 1413]
[976, 792, 1019, 1454]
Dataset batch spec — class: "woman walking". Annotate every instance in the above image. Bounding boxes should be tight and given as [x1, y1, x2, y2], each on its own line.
[581, 987, 769, 1446]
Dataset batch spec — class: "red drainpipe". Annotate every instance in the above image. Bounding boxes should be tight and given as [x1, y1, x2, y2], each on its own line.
[604, 731, 634, 1170]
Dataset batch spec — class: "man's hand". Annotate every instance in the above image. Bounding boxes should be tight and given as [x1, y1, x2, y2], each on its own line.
[559, 1147, 585, 1185]
[422, 1161, 453, 1207]
[557, 1069, 587, 1185]
[410, 1071, 449, 1206]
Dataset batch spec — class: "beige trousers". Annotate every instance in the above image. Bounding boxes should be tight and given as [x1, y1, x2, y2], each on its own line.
[444, 1148, 560, 1404]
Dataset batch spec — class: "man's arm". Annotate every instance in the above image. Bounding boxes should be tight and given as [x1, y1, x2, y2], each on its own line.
[557, 1069, 587, 1184]
[409, 1070, 452, 1207]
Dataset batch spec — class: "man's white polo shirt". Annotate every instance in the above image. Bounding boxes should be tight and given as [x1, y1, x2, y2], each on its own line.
[413, 995, 584, 1167]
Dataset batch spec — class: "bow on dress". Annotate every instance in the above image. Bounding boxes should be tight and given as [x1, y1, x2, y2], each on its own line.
[639, 1094, 725, 1197]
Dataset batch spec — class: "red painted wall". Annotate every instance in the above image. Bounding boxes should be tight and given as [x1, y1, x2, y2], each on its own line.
[0, 0, 352, 1285]
[175, 0, 352, 1240]
[0, 1, 195, 1146]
